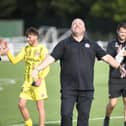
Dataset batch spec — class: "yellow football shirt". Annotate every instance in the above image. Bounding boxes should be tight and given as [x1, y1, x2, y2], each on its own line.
[7, 44, 49, 87]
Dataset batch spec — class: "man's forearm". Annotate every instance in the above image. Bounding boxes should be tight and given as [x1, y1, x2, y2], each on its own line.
[32, 55, 55, 78]
[36, 55, 55, 71]
[102, 54, 120, 69]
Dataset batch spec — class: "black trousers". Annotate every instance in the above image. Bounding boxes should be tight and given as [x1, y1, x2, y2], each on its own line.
[61, 90, 94, 126]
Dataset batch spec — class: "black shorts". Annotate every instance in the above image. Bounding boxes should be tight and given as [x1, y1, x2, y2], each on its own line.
[109, 79, 126, 98]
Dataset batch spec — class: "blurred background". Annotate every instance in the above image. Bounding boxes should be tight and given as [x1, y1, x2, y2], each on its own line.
[0, 0, 126, 126]
[0, 0, 126, 55]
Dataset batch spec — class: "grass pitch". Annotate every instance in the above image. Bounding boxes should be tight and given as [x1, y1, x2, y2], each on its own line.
[0, 61, 124, 126]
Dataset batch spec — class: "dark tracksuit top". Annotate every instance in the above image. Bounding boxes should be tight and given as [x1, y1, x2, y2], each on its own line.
[51, 36, 106, 92]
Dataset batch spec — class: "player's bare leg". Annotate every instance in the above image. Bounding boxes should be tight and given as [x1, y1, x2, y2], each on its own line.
[103, 98, 118, 126]
[36, 100, 45, 126]
[123, 97, 126, 126]
[18, 98, 32, 126]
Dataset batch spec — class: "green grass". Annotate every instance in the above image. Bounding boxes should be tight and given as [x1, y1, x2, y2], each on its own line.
[0, 61, 124, 126]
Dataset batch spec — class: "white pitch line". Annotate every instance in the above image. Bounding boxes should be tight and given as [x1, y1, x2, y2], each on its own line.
[89, 116, 123, 121]
[0, 78, 16, 92]
[11, 115, 123, 126]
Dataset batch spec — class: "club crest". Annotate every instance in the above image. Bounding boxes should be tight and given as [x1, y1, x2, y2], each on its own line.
[85, 43, 90, 48]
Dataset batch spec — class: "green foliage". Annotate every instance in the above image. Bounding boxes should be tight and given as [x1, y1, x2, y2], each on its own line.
[0, 0, 16, 18]
[0, 0, 125, 23]
[90, 0, 126, 22]
[51, 0, 80, 14]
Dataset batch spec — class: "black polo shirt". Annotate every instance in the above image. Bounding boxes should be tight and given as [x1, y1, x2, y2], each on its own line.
[51, 36, 106, 91]
[107, 39, 126, 79]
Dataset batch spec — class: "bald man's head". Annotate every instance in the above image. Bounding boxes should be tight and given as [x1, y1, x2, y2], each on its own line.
[71, 18, 86, 37]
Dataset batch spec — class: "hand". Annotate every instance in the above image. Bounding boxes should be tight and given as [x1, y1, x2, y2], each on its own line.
[0, 47, 9, 55]
[32, 78, 42, 87]
[122, 50, 126, 56]
[0, 40, 9, 55]
[119, 65, 126, 78]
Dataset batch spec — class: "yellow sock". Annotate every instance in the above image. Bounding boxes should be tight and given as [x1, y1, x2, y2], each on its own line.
[25, 118, 32, 126]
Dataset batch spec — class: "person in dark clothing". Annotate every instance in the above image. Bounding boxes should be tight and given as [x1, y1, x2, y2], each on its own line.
[32, 18, 126, 126]
[103, 22, 126, 126]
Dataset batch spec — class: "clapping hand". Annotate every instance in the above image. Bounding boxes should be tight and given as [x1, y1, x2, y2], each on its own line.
[32, 78, 42, 87]
[119, 65, 126, 78]
[0, 40, 9, 56]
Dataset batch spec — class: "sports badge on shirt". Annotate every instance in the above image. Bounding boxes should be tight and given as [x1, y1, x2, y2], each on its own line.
[115, 42, 119, 48]
[84, 43, 90, 48]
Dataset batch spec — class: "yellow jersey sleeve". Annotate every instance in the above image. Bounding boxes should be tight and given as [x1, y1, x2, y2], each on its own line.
[7, 48, 25, 64]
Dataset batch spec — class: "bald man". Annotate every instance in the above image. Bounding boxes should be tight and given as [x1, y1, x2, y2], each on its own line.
[32, 18, 126, 126]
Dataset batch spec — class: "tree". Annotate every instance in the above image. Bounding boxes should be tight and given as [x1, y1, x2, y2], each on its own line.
[90, 0, 126, 22]
[0, 0, 16, 18]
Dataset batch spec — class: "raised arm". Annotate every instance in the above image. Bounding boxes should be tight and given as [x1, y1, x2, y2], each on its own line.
[7, 49, 25, 64]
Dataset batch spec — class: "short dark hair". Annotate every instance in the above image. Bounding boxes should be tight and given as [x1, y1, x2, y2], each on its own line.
[117, 22, 126, 31]
[25, 27, 39, 37]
